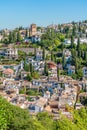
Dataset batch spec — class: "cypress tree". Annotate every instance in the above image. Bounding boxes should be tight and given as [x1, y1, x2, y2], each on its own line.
[62, 55, 66, 68]
[29, 63, 33, 75]
[43, 47, 45, 60]
[72, 26, 76, 36]
[44, 62, 48, 76]
[57, 65, 60, 81]
[9, 31, 12, 43]
[51, 51, 54, 61]
[78, 50, 81, 58]
[77, 37, 80, 51]
[34, 48, 37, 59]
[25, 29, 28, 38]
[71, 35, 74, 48]
[17, 31, 21, 42]
[84, 51, 87, 61]
[12, 31, 16, 42]
[81, 51, 84, 59]
[75, 58, 78, 73]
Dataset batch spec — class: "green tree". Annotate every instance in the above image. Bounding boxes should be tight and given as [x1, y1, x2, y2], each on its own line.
[9, 31, 13, 43]
[62, 55, 66, 68]
[37, 112, 53, 130]
[76, 69, 83, 80]
[71, 49, 77, 65]
[71, 73, 77, 80]
[81, 51, 84, 59]
[0, 111, 7, 129]
[72, 25, 76, 36]
[57, 65, 60, 81]
[54, 39, 60, 47]
[41, 29, 65, 50]
[78, 50, 81, 58]
[84, 51, 87, 61]
[78, 25, 81, 32]
[44, 62, 48, 76]
[77, 37, 80, 52]
[75, 58, 78, 73]
[1, 95, 87, 130]
[71, 35, 74, 48]
[30, 63, 34, 76]
[25, 29, 28, 37]
[43, 47, 45, 60]
[4, 38, 9, 44]
[27, 74, 32, 81]
[32, 71, 40, 79]
[51, 51, 54, 61]
[55, 116, 78, 130]
[24, 60, 30, 72]
[12, 31, 16, 42]
[82, 98, 87, 106]
[17, 31, 21, 42]
[0, 96, 35, 130]
[34, 48, 37, 59]
[61, 42, 65, 51]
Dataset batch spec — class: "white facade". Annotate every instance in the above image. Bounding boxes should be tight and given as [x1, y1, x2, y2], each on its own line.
[63, 49, 71, 62]
[36, 49, 43, 61]
[64, 38, 87, 45]
[5, 48, 18, 58]
[83, 67, 87, 78]
[68, 66, 75, 75]
[0, 35, 3, 41]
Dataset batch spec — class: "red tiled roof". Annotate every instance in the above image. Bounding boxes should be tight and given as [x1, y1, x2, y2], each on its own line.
[3, 68, 14, 75]
[47, 62, 57, 69]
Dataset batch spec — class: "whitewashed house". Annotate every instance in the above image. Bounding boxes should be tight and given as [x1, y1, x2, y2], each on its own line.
[36, 48, 43, 61]
[68, 66, 75, 75]
[63, 49, 72, 62]
[5, 48, 18, 59]
[83, 67, 87, 78]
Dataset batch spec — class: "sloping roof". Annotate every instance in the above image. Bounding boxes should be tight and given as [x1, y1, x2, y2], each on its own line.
[47, 61, 57, 66]
[79, 92, 87, 97]
[68, 66, 75, 70]
[35, 97, 47, 107]
[83, 67, 87, 70]
[3, 68, 14, 75]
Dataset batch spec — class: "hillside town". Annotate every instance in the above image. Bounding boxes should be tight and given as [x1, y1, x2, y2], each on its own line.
[1, 0, 87, 129]
[0, 21, 87, 120]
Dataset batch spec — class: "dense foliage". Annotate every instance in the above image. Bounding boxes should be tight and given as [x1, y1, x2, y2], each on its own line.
[40, 29, 65, 51]
[0, 96, 87, 130]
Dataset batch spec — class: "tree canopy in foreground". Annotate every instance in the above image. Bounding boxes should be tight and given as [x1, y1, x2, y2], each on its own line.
[0, 96, 87, 130]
